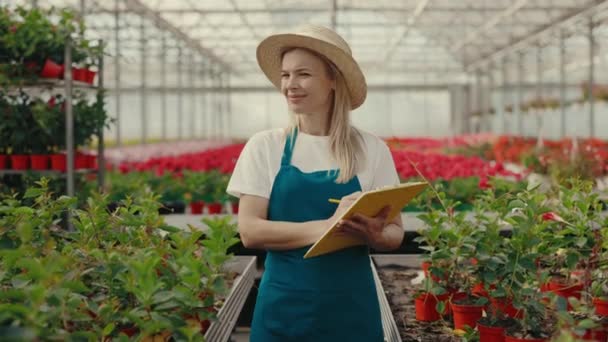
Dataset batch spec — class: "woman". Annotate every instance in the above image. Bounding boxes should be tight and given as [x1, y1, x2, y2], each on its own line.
[226, 25, 404, 342]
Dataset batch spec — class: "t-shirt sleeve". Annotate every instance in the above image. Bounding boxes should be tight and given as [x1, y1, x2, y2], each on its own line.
[369, 139, 400, 189]
[226, 133, 272, 199]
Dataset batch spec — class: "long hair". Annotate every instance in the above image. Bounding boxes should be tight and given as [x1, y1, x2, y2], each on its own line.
[282, 47, 364, 183]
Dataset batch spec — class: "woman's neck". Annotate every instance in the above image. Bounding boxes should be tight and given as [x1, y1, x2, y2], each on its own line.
[296, 112, 330, 136]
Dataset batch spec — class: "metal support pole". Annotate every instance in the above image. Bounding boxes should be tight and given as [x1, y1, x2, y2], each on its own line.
[517, 52, 524, 135]
[178, 47, 183, 139]
[79, 0, 86, 15]
[200, 60, 207, 138]
[189, 53, 195, 139]
[487, 66, 494, 132]
[161, 34, 167, 140]
[331, 0, 337, 30]
[588, 16, 595, 137]
[140, 15, 147, 144]
[227, 72, 232, 137]
[97, 39, 105, 191]
[475, 70, 482, 133]
[501, 58, 508, 134]
[65, 37, 74, 198]
[536, 45, 542, 140]
[560, 29, 567, 138]
[114, 0, 121, 146]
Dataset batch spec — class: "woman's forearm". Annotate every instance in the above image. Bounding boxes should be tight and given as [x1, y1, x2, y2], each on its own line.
[238, 217, 328, 250]
[371, 223, 404, 252]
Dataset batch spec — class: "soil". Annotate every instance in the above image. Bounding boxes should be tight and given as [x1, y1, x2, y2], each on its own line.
[376, 263, 461, 342]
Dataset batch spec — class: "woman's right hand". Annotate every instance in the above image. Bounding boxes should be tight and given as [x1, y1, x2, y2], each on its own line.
[325, 191, 362, 231]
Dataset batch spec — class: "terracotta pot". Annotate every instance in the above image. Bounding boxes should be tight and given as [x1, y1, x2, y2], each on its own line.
[478, 322, 506, 342]
[452, 302, 483, 330]
[594, 297, 608, 316]
[30, 154, 49, 170]
[190, 201, 204, 214]
[207, 202, 223, 214]
[40, 59, 63, 79]
[415, 292, 449, 321]
[50, 153, 66, 172]
[10, 155, 29, 170]
[505, 336, 547, 342]
[0, 154, 7, 169]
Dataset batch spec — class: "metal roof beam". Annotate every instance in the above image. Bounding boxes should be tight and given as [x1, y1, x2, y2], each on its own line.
[123, 0, 231, 72]
[466, 0, 608, 70]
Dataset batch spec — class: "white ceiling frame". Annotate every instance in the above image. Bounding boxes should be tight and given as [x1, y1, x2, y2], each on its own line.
[450, 0, 530, 53]
[380, 0, 430, 64]
[466, 0, 608, 71]
[123, 0, 231, 71]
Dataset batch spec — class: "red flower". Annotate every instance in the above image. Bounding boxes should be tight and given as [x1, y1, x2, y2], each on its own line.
[541, 212, 567, 224]
[478, 177, 491, 189]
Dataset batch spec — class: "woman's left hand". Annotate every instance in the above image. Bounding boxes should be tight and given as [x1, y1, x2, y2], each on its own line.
[336, 205, 392, 250]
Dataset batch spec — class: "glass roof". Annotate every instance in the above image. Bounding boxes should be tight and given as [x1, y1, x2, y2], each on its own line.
[6, 0, 608, 86]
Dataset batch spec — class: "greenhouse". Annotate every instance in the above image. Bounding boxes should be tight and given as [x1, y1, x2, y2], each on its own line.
[1, 0, 607, 341]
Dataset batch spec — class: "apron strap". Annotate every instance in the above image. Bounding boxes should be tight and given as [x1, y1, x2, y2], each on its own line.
[280, 127, 298, 166]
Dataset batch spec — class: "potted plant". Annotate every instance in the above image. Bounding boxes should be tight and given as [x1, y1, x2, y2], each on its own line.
[502, 188, 555, 341]
[205, 170, 229, 215]
[183, 170, 209, 214]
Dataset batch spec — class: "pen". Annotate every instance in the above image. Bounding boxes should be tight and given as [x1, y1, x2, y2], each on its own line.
[328, 198, 340, 204]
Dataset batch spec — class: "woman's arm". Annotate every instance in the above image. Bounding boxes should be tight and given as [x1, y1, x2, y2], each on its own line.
[237, 194, 329, 250]
[337, 206, 404, 252]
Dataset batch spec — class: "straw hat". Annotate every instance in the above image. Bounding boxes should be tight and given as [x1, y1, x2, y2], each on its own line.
[256, 25, 367, 110]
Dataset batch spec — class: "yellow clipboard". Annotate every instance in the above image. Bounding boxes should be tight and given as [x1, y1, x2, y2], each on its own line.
[304, 181, 428, 259]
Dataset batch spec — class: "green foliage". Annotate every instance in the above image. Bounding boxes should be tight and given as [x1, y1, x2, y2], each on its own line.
[0, 177, 241, 340]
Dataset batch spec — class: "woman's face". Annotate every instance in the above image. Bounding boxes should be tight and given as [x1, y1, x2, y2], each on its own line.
[280, 48, 335, 115]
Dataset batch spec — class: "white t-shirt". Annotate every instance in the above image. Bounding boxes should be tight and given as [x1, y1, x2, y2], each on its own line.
[226, 128, 400, 199]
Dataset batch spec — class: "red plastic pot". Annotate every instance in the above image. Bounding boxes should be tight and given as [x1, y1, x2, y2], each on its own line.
[75, 154, 88, 169]
[83, 69, 97, 84]
[30, 154, 49, 170]
[10, 155, 29, 170]
[40, 59, 63, 79]
[415, 292, 449, 321]
[190, 201, 204, 214]
[505, 336, 547, 342]
[72, 67, 87, 82]
[550, 279, 583, 310]
[50, 154, 66, 172]
[489, 297, 523, 319]
[421, 261, 446, 282]
[478, 322, 506, 342]
[207, 203, 223, 214]
[473, 282, 489, 298]
[594, 297, 608, 316]
[577, 328, 607, 341]
[0, 154, 7, 169]
[451, 302, 483, 330]
[231, 202, 239, 214]
[86, 154, 97, 169]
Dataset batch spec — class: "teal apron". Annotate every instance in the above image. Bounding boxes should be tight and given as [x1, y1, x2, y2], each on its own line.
[250, 129, 383, 342]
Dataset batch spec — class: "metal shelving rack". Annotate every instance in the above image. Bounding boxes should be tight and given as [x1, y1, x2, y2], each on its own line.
[0, 36, 106, 198]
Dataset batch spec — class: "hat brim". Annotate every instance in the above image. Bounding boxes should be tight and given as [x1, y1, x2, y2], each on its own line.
[256, 33, 367, 110]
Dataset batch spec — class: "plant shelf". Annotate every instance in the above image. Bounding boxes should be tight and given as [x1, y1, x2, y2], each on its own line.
[205, 255, 257, 342]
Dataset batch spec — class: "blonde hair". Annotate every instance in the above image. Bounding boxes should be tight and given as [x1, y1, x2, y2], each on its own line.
[282, 47, 365, 183]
